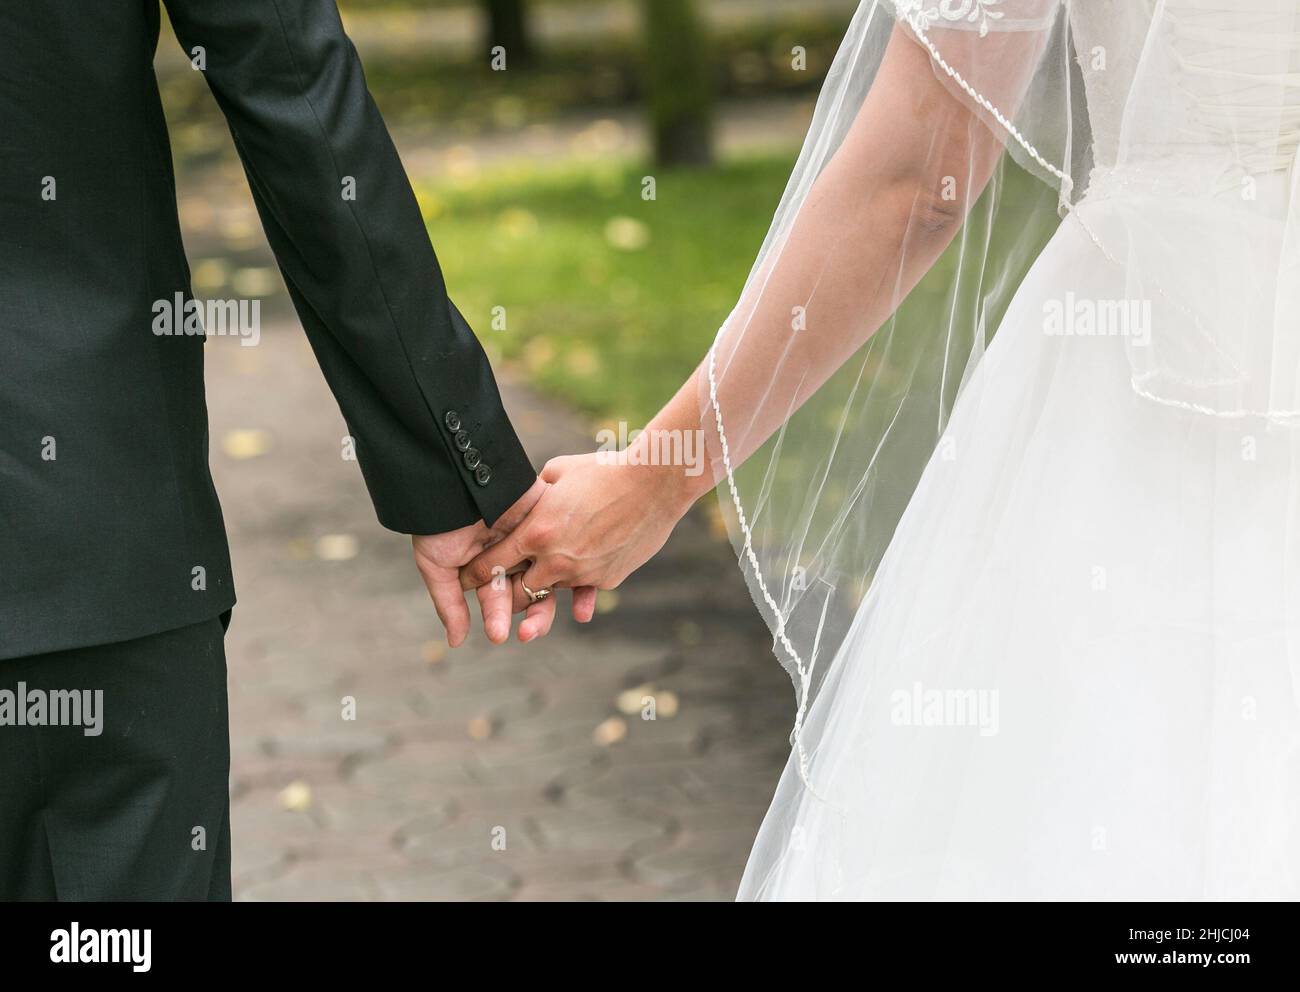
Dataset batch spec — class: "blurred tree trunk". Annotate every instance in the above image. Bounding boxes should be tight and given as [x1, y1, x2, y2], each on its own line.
[641, 0, 715, 167]
[484, 0, 534, 67]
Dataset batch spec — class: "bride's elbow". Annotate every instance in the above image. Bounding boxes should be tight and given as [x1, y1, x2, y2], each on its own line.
[871, 175, 968, 242]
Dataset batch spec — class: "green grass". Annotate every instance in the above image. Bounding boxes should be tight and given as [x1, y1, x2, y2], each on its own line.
[424, 152, 1061, 432]
[422, 154, 795, 424]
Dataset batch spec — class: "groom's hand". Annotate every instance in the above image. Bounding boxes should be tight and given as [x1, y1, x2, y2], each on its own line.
[413, 479, 548, 648]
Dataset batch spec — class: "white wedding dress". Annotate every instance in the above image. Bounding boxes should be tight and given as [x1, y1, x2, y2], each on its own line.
[727, 0, 1300, 900]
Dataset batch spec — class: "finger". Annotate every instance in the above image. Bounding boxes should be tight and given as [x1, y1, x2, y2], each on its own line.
[476, 571, 514, 645]
[419, 565, 472, 648]
[461, 532, 528, 591]
[492, 478, 547, 535]
[510, 577, 534, 614]
[518, 590, 557, 643]
[571, 586, 598, 624]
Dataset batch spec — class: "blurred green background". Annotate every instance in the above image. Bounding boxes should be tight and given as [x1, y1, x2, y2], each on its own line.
[158, 0, 862, 426]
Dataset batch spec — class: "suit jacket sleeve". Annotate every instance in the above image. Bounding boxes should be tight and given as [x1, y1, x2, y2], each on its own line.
[161, 0, 535, 533]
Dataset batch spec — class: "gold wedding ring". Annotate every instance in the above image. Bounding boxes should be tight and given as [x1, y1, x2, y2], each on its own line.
[521, 581, 552, 605]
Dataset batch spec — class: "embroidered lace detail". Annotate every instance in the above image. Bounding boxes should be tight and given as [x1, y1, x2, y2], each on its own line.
[896, 0, 1006, 38]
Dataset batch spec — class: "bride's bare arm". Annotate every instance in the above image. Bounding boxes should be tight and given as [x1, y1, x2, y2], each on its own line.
[463, 26, 1019, 613]
[670, 26, 1011, 496]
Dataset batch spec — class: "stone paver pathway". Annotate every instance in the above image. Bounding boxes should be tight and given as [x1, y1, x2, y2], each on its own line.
[205, 326, 793, 901]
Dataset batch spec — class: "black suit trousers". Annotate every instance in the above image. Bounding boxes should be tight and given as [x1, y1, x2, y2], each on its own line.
[0, 618, 231, 901]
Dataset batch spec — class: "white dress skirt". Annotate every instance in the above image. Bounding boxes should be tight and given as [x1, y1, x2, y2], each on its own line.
[738, 178, 1300, 900]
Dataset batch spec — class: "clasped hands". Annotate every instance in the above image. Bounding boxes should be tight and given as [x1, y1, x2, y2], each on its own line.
[413, 453, 702, 646]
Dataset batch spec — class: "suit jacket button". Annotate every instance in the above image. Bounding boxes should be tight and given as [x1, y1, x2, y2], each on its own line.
[475, 464, 493, 487]
[454, 431, 472, 452]
[444, 411, 462, 433]
[463, 448, 482, 470]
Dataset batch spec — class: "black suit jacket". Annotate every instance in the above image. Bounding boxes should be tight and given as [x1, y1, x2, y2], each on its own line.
[0, 1, 536, 660]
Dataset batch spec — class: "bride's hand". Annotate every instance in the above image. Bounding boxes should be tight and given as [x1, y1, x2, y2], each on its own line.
[460, 451, 704, 614]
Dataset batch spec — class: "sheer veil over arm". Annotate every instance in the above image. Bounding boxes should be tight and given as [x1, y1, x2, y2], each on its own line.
[685, 0, 1079, 766]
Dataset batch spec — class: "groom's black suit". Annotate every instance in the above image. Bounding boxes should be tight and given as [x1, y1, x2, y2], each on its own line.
[0, 1, 534, 898]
